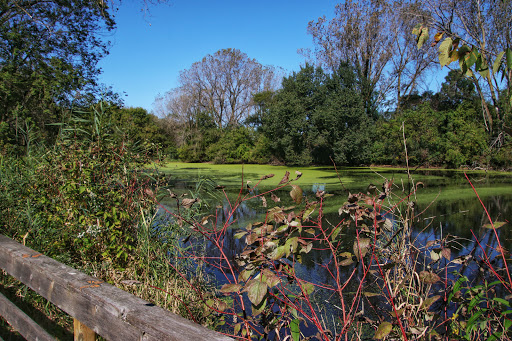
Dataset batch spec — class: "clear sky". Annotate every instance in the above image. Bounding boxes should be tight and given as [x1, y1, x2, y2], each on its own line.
[97, 0, 339, 113]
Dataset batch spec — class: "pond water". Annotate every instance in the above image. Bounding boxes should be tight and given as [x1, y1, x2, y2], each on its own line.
[158, 165, 512, 338]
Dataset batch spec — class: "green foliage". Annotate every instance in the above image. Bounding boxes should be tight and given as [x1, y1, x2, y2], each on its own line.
[374, 101, 487, 168]
[0, 102, 159, 268]
[0, 1, 117, 150]
[207, 126, 256, 164]
[263, 63, 374, 166]
[448, 277, 512, 340]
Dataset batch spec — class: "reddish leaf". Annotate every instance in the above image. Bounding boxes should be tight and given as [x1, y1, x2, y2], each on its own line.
[220, 283, 242, 293]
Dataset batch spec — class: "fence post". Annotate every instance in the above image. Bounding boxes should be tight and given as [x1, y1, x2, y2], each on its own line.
[74, 319, 96, 341]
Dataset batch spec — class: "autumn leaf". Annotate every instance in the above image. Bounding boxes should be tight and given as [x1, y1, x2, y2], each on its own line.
[181, 198, 200, 209]
[260, 173, 274, 180]
[290, 184, 303, 204]
[294, 170, 302, 181]
[419, 271, 440, 284]
[278, 171, 290, 185]
[441, 247, 451, 260]
[244, 279, 268, 306]
[421, 295, 441, 310]
[220, 283, 242, 293]
[353, 238, 371, 259]
[270, 192, 281, 202]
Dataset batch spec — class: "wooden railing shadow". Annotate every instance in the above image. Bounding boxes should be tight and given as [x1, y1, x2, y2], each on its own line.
[0, 235, 233, 341]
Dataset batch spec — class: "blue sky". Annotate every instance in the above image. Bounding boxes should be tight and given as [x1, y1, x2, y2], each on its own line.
[97, 0, 339, 113]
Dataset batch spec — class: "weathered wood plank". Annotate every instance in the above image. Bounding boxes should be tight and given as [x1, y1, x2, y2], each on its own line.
[0, 291, 55, 341]
[0, 235, 233, 341]
[74, 319, 96, 341]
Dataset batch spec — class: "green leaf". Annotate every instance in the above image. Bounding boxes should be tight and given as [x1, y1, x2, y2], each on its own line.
[285, 236, 299, 254]
[483, 221, 506, 229]
[493, 51, 505, 74]
[244, 279, 268, 306]
[465, 48, 479, 69]
[438, 38, 453, 66]
[291, 318, 300, 341]
[477, 56, 490, 79]
[234, 231, 247, 239]
[412, 23, 422, 36]
[331, 226, 342, 241]
[506, 48, 512, 69]
[301, 281, 315, 295]
[290, 184, 303, 204]
[374, 321, 393, 339]
[302, 203, 316, 221]
[270, 245, 287, 260]
[493, 297, 511, 307]
[417, 26, 429, 49]
[466, 310, 484, 332]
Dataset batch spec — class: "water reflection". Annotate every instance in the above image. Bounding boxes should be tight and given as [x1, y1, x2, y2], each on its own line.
[158, 172, 512, 338]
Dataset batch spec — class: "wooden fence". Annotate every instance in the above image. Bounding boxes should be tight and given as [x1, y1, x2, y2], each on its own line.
[0, 234, 233, 340]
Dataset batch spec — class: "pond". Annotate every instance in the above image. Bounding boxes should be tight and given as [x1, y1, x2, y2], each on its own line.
[156, 162, 512, 339]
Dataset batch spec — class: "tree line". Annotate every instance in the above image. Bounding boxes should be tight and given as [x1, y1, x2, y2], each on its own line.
[1, 0, 511, 169]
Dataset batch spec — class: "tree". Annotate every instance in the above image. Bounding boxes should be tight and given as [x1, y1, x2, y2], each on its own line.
[162, 48, 281, 129]
[413, 0, 512, 138]
[302, 0, 437, 113]
[263, 64, 373, 165]
[0, 0, 116, 145]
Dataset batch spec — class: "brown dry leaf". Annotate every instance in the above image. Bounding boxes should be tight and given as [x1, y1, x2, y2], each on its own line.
[278, 171, 290, 185]
[353, 238, 371, 259]
[260, 173, 275, 180]
[426, 240, 437, 248]
[270, 192, 281, 202]
[261, 196, 267, 208]
[421, 295, 441, 310]
[441, 247, 451, 260]
[419, 271, 441, 284]
[181, 198, 200, 209]
[290, 184, 303, 204]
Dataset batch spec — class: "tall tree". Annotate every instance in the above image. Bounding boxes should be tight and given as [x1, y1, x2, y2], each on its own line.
[263, 64, 372, 165]
[165, 48, 281, 128]
[0, 0, 115, 146]
[302, 0, 437, 113]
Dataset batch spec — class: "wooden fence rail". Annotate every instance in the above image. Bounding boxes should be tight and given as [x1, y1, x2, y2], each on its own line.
[0, 234, 233, 341]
